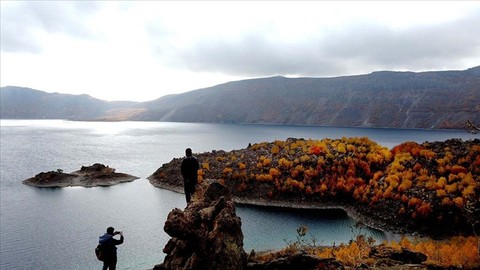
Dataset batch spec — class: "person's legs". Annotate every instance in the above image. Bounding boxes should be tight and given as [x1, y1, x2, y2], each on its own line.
[189, 182, 196, 200]
[109, 256, 117, 270]
[102, 256, 117, 270]
[184, 183, 191, 203]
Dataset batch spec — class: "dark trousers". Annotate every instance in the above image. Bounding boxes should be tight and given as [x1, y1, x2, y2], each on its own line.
[184, 181, 196, 203]
[102, 256, 117, 270]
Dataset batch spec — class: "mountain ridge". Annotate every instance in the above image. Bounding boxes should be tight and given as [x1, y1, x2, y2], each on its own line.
[1, 67, 479, 129]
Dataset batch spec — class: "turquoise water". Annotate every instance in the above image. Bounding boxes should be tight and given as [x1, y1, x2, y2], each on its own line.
[1, 120, 476, 269]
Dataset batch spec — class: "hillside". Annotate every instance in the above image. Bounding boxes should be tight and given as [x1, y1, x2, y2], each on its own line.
[135, 67, 480, 129]
[1, 67, 479, 129]
[0, 86, 139, 120]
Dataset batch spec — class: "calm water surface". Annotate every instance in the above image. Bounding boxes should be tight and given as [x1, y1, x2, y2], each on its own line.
[1, 120, 476, 270]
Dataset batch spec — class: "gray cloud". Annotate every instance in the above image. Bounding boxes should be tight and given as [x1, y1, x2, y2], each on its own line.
[0, 1, 100, 53]
[321, 13, 480, 72]
[166, 9, 480, 76]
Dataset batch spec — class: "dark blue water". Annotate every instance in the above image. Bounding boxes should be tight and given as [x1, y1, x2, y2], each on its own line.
[1, 120, 476, 270]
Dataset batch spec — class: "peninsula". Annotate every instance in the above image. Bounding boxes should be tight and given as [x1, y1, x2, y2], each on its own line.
[23, 163, 139, 187]
[148, 137, 480, 237]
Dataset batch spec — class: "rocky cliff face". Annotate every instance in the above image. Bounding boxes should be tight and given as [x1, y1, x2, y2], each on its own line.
[154, 182, 247, 270]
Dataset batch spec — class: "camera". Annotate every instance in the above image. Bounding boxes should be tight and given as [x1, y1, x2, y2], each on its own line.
[114, 231, 122, 235]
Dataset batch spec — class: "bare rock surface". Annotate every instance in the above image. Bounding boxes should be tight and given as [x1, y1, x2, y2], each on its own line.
[22, 163, 139, 187]
[154, 182, 247, 270]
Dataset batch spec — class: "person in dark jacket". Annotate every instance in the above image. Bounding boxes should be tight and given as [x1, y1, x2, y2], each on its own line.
[181, 148, 200, 203]
[99, 227, 124, 270]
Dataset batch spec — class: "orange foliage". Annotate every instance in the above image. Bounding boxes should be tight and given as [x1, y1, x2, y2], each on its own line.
[395, 236, 480, 268]
[408, 197, 421, 208]
[391, 141, 423, 156]
[453, 197, 464, 208]
[436, 189, 447, 197]
[238, 162, 246, 170]
[416, 202, 432, 218]
[201, 137, 478, 235]
[451, 165, 468, 174]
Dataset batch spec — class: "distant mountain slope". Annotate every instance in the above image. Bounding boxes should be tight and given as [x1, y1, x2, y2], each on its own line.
[133, 66, 480, 129]
[0, 86, 139, 120]
[1, 67, 479, 129]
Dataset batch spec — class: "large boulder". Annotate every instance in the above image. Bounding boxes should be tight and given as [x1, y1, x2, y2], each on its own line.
[154, 182, 247, 270]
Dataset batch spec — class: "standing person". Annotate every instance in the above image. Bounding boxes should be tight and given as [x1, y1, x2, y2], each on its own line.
[181, 148, 200, 203]
[99, 227, 124, 270]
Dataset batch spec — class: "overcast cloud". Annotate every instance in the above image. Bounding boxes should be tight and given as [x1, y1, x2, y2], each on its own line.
[1, 1, 479, 101]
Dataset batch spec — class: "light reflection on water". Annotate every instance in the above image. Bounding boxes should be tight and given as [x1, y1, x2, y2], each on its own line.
[1, 120, 476, 270]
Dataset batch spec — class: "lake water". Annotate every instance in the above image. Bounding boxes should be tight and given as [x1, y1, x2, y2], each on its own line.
[1, 120, 477, 270]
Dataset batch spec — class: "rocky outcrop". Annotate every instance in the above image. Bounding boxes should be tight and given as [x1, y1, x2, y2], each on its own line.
[22, 163, 139, 187]
[154, 182, 247, 270]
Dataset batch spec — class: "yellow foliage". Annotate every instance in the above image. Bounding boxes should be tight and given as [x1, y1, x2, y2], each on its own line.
[337, 143, 347, 153]
[222, 167, 233, 174]
[333, 235, 374, 268]
[462, 185, 476, 197]
[299, 155, 311, 162]
[395, 236, 480, 268]
[262, 158, 271, 167]
[436, 189, 447, 197]
[278, 157, 292, 169]
[255, 173, 273, 182]
[202, 162, 210, 171]
[269, 168, 280, 178]
[419, 149, 436, 159]
[238, 162, 246, 170]
[398, 179, 412, 192]
[436, 177, 447, 189]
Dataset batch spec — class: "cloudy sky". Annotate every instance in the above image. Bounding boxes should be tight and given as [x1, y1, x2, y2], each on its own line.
[1, 1, 479, 101]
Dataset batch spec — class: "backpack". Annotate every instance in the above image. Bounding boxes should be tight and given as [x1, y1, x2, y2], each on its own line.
[95, 244, 104, 261]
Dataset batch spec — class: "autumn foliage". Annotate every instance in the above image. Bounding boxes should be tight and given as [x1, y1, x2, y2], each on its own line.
[253, 226, 480, 269]
[196, 138, 479, 233]
[153, 137, 479, 235]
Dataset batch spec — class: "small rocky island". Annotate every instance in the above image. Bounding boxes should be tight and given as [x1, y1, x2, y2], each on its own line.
[22, 163, 139, 187]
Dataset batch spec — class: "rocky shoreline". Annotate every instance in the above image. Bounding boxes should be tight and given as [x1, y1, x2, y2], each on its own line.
[22, 163, 139, 187]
